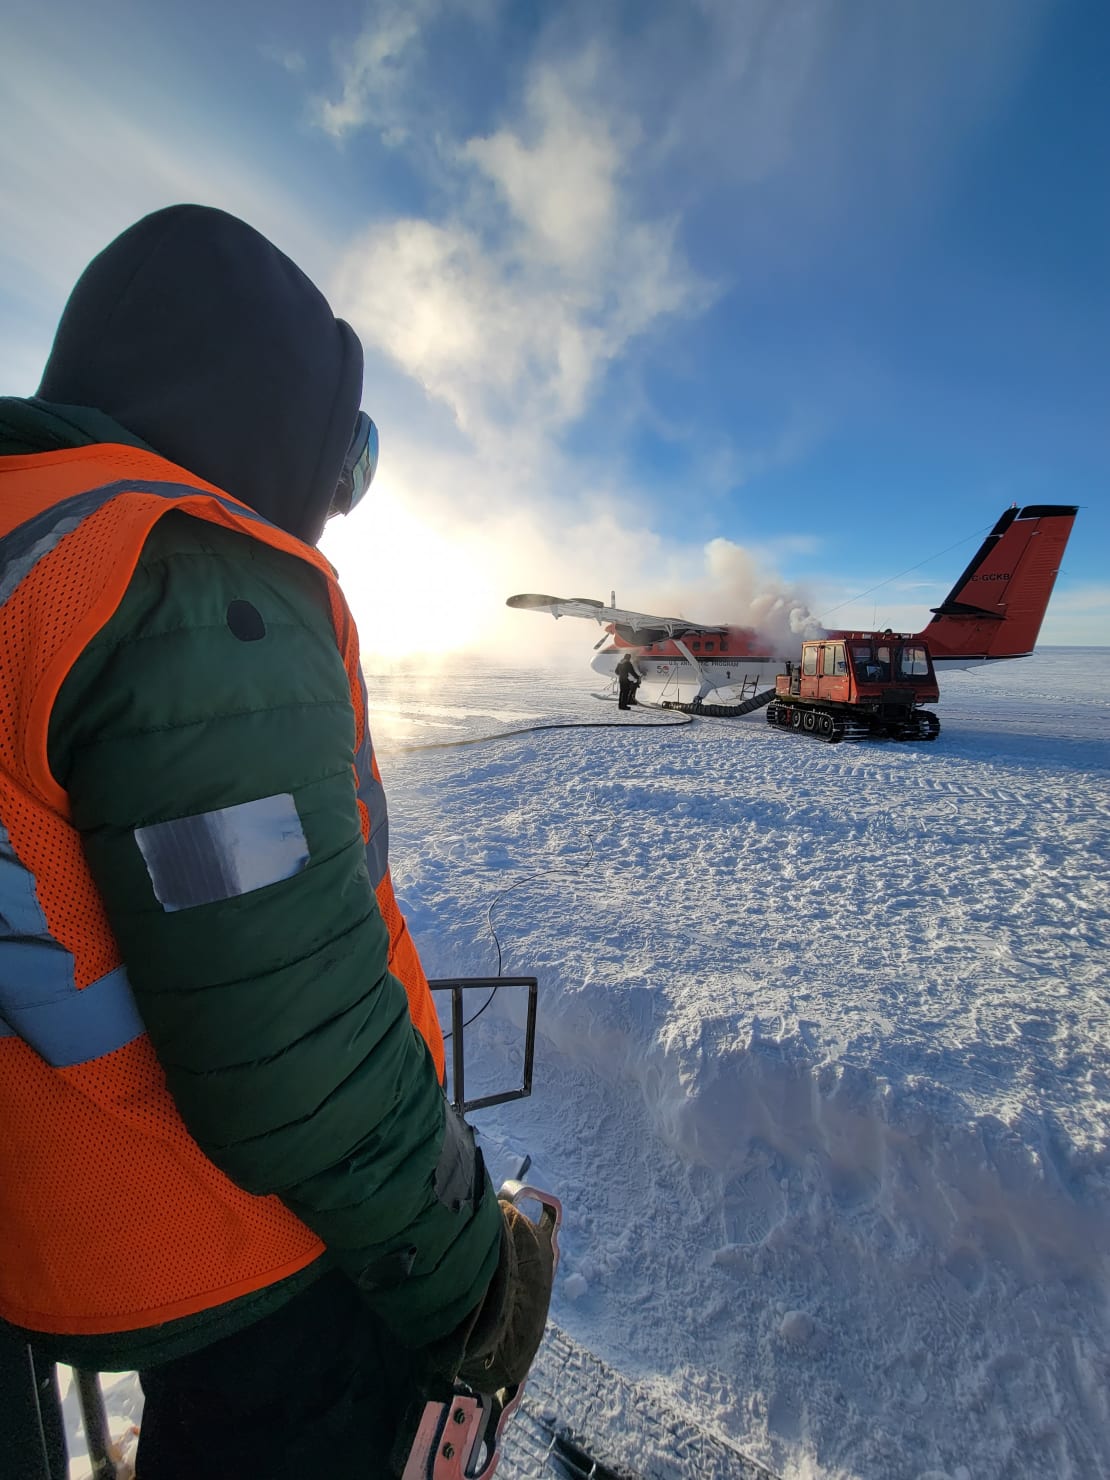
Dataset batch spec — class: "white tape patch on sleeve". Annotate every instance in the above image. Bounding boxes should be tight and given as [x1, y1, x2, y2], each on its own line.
[135, 794, 309, 913]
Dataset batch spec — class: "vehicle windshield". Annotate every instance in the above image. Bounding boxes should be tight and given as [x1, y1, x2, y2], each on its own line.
[851, 644, 891, 680]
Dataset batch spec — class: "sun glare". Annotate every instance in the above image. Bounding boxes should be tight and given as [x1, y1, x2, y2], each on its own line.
[320, 483, 494, 660]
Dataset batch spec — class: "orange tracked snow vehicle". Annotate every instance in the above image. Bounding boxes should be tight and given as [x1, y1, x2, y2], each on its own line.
[766, 633, 941, 742]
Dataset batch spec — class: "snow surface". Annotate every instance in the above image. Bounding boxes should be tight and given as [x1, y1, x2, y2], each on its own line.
[62, 648, 1109, 1480]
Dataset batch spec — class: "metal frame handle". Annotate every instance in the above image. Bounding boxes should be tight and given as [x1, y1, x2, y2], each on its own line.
[428, 977, 538, 1113]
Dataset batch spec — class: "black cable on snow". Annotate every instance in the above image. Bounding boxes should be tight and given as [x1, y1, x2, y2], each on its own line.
[384, 712, 694, 755]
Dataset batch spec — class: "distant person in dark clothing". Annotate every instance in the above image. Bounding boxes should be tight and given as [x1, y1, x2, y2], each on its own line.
[616, 651, 642, 709]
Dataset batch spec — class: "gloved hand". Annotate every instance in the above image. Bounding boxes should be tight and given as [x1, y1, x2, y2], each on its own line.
[455, 1198, 555, 1393]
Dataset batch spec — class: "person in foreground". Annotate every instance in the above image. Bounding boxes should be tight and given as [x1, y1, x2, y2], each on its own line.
[0, 205, 554, 1478]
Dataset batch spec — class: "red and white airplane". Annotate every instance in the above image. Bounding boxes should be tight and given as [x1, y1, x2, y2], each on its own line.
[508, 503, 1078, 707]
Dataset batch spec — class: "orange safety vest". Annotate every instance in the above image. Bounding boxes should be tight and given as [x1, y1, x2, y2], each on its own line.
[0, 442, 444, 1336]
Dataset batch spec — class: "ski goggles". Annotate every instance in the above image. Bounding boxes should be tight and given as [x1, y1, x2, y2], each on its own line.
[330, 411, 379, 517]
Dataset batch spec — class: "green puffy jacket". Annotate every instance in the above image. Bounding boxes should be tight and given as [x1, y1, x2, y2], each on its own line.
[0, 398, 501, 1372]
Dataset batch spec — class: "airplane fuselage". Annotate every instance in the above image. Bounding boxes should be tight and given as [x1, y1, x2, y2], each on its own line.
[592, 652, 783, 704]
[591, 634, 781, 705]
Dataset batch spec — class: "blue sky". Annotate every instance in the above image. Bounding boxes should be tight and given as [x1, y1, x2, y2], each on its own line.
[3, 0, 1107, 657]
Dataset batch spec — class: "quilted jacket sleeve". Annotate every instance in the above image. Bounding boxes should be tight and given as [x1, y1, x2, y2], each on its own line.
[46, 510, 501, 1350]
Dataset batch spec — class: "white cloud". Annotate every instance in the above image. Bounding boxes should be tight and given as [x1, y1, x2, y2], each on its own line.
[335, 207, 700, 447]
[462, 56, 625, 271]
[335, 216, 601, 435]
[312, 0, 440, 141]
[330, 58, 708, 455]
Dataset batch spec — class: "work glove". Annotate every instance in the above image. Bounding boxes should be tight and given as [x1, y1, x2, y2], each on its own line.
[455, 1198, 555, 1393]
[390, 1198, 556, 1475]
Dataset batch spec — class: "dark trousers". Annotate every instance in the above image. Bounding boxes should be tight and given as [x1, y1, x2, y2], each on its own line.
[0, 1321, 67, 1480]
[137, 1271, 420, 1479]
[617, 677, 639, 709]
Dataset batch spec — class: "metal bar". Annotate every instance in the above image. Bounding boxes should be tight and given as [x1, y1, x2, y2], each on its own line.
[75, 1369, 119, 1479]
[455, 1086, 527, 1113]
[428, 977, 538, 1115]
[522, 980, 537, 1098]
[35, 1356, 67, 1480]
[451, 984, 465, 1113]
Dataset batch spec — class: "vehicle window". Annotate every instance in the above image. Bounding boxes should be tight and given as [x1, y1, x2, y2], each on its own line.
[834, 643, 847, 675]
[704, 641, 715, 653]
[802, 646, 819, 677]
[821, 645, 835, 676]
[866, 645, 891, 679]
[855, 643, 891, 681]
[898, 644, 929, 677]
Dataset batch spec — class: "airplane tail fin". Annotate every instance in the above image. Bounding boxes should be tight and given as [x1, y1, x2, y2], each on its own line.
[919, 504, 1077, 661]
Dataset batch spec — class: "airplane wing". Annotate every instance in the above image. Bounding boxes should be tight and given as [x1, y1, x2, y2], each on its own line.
[506, 593, 727, 645]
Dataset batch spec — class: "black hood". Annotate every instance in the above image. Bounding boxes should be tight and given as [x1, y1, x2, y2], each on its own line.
[38, 204, 364, 545]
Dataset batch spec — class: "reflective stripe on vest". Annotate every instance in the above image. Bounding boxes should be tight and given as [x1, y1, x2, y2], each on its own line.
[0, 824, 143, 1065]
[0, 478, 272, 605]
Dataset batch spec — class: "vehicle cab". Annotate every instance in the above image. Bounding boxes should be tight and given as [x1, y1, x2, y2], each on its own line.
[777, 633, 939, 708]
